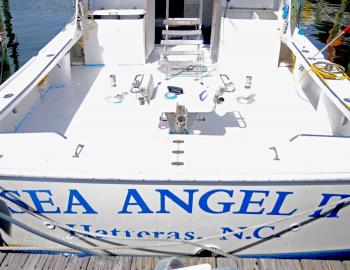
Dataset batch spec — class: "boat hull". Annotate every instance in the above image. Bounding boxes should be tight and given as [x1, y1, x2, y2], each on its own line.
[0, 177, 349, 258]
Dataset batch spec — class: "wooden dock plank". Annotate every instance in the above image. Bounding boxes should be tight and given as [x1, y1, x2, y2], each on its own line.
[130, 256, 159, 270]
[89, 256, 106, 270]
[2, 253, 350, 270]
[259, 259, 302, 270]
[0, 253, 13, 269]
[86, 255, 132, 270]
[0, 253, 17, 269]
[62, 256, 78, 270]
[0, 253, 29, 269]
[197, 257, 216, 268]
[0, 254, 7, 267]
[41, 255, 57, 270]
[35, 255, 51, 270]
[96, 256, 114, 270]
[236, 258, 260, 270]
[110, 256, 132, 270]
[65, 256, 90, 270]
[47, 254, 70, 270]
[42, 255, 58, 270]
[9, 253, 29, 269]
[301, 259, 346, 270]
[181, 257, 216, 268]
[21, 254, 42, 269]
[75, 256, 90, 270]
[343, 261, 350, 270]
[216, 257, 239, 268]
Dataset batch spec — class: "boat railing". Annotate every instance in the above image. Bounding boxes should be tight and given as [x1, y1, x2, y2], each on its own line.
[289, 133, 350, 142]
[0, 4, 82, 123]
[0, 1, 81, 94]
[0, 57, 37, 92]
[0, 131, 67, 140]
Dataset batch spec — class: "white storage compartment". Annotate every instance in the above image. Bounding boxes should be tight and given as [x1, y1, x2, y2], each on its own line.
[84, 9, 147, 65]
[224, 9, 277, 20]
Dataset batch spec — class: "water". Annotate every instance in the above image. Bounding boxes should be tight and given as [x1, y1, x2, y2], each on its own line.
[3, 0, 350, 72]
[300, 0, 350, 72]
[6, 0, 73, 68]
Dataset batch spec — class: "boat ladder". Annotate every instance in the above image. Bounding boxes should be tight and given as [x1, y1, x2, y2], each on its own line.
[160, 0, 204, 80]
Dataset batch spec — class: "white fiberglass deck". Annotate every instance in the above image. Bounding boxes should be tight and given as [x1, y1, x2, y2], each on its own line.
[0, 47, 349, 181]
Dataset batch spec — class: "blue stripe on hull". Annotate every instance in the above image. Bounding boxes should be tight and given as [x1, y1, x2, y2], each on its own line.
[238, 248, 350, 260]
[11, 248, 350, 259]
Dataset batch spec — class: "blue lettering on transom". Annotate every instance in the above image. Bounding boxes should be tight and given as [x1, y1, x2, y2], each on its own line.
[156, 189, 198, 214]
[234, 190, 269, 215]
[0, 190, 28, 214]
[199, 189, 235, 214]
[267, 191, 297, 216]
[22, 190, 60, 214]
[64, 189, 97, 214]
[310, 193, 350, 218]
[118, 189, 153, 214]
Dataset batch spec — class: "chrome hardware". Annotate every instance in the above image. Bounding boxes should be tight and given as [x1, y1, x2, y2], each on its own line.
[130, 74, 144, 93]
[214, 74, 235, 105]
[175, 104, 188, 134]
[220, 74, 235, 93]
[245, 76, 252, 89]
[130, 74, 150, 106]
[109, 74, 116, 88]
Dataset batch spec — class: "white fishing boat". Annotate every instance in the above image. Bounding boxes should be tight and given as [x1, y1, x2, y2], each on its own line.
[0, 0, 349, 259]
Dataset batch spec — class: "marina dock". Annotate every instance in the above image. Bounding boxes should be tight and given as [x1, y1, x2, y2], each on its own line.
[0, 253, 349, 270]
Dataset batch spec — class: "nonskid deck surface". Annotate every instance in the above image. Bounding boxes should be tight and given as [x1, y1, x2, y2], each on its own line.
[0, 47, 349, 180]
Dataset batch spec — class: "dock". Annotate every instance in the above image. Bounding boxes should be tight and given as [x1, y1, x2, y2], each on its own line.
[0, 253, 349, 270]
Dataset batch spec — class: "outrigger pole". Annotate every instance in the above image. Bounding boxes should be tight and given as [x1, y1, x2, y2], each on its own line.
[312, 25, 350, 59]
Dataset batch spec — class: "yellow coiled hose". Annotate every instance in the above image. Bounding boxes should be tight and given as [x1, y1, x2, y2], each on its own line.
[310, 61, 350, 81]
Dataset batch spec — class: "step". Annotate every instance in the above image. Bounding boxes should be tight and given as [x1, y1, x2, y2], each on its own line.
[162, 60, 203, 68]
[162, 30, 202, 36]
[162, 50, 204, 56]
[160, 40, 203, 46]
[163, 18, 201, 26]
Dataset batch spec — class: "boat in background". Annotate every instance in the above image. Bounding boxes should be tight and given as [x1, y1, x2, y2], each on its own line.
[0, 0, 349, 259]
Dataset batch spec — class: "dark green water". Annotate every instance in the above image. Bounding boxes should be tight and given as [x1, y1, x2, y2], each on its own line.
[1, 0, 349, 76]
